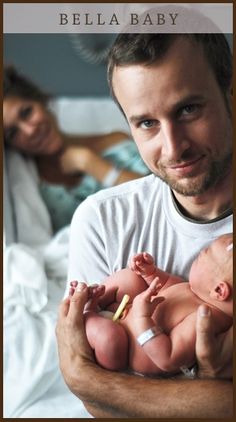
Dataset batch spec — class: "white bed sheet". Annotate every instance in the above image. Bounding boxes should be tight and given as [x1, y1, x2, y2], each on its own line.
[3, 97, 129, 418]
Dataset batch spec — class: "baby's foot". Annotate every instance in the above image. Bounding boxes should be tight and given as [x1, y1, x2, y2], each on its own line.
[85, 284, 106, 312]
[69, 280, 79, 297]
[69, 281, 105, 312]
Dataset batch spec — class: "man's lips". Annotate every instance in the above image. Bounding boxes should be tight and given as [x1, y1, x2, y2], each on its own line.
[164, 155, 205, 176]
[169, 156, 204, 169]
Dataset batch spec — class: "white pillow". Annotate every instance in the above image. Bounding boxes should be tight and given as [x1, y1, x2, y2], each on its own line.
[50, 97, 130, 135]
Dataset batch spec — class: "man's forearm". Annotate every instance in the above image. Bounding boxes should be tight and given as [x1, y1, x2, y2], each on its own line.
[68, 362, 233, 418]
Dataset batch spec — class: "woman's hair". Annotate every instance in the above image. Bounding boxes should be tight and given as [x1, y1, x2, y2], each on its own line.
[4, 65, 50, 105]
[107, 34, 232, 102]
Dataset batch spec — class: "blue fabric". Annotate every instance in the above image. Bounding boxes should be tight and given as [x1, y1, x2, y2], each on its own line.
[39, 140, 149, 233]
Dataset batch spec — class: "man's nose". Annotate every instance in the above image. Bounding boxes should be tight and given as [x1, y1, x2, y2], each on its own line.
[161, 121, 190, 161]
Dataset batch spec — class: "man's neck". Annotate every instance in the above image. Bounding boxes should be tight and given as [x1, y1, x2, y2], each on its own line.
[173, 173, 232, 222]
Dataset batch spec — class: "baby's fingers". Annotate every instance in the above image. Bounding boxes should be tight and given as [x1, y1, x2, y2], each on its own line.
[143, 252, 154, 264]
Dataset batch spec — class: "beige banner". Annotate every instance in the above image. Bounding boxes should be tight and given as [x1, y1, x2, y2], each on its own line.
[3, 3, 233, 34]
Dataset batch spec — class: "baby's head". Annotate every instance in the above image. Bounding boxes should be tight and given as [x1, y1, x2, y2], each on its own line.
[189, 234, 233, 316]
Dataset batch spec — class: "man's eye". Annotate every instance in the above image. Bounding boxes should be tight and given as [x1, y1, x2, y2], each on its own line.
[181, 104, 198, 115]
[140, 120, 155, 129]
[20, 105, 33, 119]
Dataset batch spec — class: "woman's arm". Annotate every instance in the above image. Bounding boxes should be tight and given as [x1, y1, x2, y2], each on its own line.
[60, 146, 142, 185]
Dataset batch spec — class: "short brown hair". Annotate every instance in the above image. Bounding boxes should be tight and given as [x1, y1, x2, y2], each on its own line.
[107, 34, 232, 103]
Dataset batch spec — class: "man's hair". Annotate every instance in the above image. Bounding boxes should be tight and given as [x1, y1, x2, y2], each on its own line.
[107, 34, 232, 104]
[4, 65, 50, 105]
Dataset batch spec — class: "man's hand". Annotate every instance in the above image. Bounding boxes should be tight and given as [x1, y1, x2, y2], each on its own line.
[196, 305, 233, 379]
[55, 282, 95, 391]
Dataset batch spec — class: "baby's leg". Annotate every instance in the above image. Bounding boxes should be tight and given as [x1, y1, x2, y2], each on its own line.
[99, 269, 148, 311]
[85, 312, 128, 370]
[130, 252, 161, 285]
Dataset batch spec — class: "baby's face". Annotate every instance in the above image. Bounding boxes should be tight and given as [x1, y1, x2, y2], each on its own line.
[189, 236, 231, 300]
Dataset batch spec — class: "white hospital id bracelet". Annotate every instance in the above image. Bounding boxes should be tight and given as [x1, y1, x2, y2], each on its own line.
[137, 326, 162, 347]
[102, 167, 122, 188]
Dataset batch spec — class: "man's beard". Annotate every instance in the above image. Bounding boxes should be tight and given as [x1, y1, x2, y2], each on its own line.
[154, 151, 232, 197]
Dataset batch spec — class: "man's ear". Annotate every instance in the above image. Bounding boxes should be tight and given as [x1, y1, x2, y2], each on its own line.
[210, 282, 231, 301]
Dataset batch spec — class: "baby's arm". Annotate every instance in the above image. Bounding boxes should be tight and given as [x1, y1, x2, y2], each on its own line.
[141, 314, 197, 373]
[130, 285, 197, 373]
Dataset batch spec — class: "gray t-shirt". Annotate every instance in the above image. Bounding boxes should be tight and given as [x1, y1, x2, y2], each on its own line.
[67, 174, 232, 289]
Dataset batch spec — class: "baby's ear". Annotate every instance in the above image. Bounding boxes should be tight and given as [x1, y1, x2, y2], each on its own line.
[210, 282, 231, 301]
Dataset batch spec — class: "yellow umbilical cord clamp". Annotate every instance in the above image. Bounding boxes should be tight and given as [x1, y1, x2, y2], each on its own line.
[112, 294, 130, 322]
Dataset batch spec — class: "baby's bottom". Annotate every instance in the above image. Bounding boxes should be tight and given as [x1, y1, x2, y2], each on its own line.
[84, 311, 128, 370]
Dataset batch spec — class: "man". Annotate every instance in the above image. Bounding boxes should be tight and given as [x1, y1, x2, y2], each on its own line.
[56, 34, 233, 417]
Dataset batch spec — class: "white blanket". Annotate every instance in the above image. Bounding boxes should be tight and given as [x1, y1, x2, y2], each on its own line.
[4, 230, 91, 418]
[4, 97, 128, 418]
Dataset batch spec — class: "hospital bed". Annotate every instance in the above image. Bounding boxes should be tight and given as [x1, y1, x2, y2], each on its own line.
[3, 97, 129, 418]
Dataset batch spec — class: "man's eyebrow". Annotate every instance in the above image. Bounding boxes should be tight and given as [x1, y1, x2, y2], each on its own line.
[129, 114, 152, 125]
[172, 95, 205, 111]
[129, 95, 205, 124]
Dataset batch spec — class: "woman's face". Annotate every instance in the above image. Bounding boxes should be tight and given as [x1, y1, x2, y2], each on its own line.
[3, 96, 63, 155]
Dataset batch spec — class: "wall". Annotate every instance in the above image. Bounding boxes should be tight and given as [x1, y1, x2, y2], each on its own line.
[4, 33, 233, 98]
[3, 34, 116, 97]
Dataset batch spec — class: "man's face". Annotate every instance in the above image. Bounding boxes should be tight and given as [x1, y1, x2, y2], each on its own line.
[112, 38, 232, 197]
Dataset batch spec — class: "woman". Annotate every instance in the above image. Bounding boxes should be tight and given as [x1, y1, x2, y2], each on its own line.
[3, 66, 149, 232]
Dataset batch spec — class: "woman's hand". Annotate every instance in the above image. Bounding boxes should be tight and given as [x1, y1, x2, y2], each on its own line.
[60, 146, 95, 174]
[196, 305, 233, 379]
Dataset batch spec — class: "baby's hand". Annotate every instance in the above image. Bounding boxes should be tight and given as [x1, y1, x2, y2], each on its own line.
[132, 278, 164, 319]
[130, 252, 155, 276]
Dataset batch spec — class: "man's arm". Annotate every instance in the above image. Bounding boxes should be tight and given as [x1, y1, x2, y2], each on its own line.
[78, 369, 233, 418]
[56, 284, 233, 418]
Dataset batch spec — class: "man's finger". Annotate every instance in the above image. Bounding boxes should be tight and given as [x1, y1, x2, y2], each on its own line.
[56, 297, 70, 338]
[67, 282, 89, 322]
[196, 305, 214, 360]
[58, 296, 71, 318]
